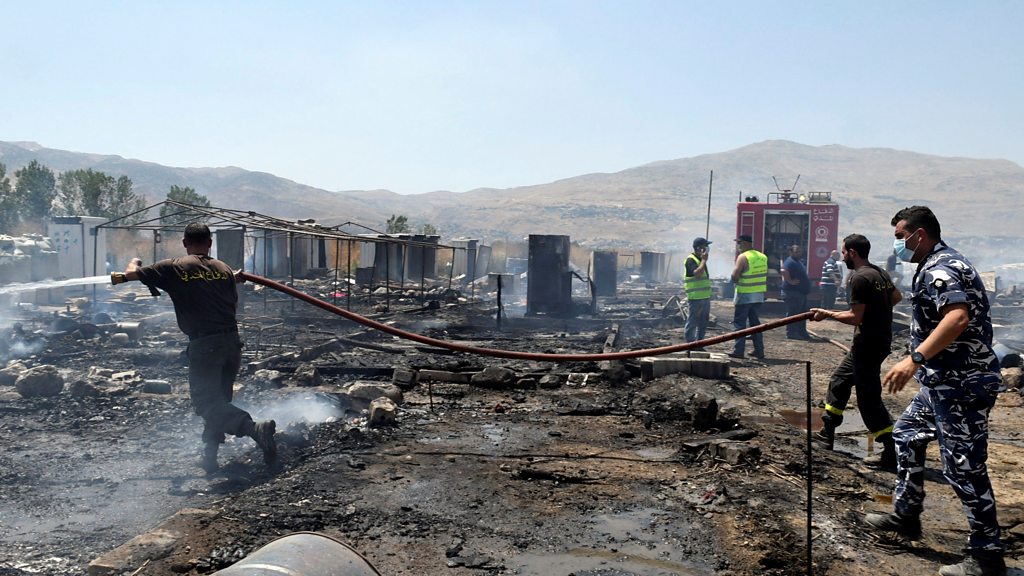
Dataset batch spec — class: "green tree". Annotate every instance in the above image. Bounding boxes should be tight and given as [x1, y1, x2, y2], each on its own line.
[385, 214, 410, 234]
[421, 223, 438, 236]
[14, 160, 57, 223]
[56, 169, 146, 223]
[0, 163, 17, 233]
[160, 185, 212, 227]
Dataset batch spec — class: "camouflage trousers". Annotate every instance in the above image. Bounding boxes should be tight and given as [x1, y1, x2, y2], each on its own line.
[892, 384, 1003, 552]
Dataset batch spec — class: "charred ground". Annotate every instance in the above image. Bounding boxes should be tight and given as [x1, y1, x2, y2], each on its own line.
[1, 279, 1022, 576]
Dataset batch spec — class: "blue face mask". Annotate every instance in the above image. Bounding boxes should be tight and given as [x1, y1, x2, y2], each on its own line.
[893, 230, 918, 262]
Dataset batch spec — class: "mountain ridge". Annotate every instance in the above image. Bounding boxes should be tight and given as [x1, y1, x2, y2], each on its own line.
[1, 139, 1020, 268]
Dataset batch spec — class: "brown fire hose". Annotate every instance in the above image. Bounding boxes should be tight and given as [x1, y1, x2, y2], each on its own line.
[241, 271, 814, 362]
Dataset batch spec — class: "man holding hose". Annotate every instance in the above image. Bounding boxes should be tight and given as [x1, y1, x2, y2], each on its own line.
[112, 222, 277, 474]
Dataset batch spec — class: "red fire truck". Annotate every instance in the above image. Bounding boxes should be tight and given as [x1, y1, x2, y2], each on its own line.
[735, 186, 840, 301]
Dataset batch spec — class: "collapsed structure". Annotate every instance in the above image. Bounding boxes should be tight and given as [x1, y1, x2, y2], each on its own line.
[1, 202, 1023, 575]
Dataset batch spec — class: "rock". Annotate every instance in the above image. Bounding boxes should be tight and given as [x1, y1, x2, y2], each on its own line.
[470, 367, 517, 389]
[538, 374, 562, 389]
[88, 366, 116, 379]
[717, 405, 742, 429]
[515, 377, 538, 389]
[392, 367, 418, 390]
[711, 440, 761, 465]
[368, 397, 398, 427]
[1003, 367, 1021, 392]
[15, 365, 64, 397]
[290, 363, 323, 387]
[0, 362, 27, 386]
[253, 369, 286, 387]
[599, 360, 628, 383]
[109, 333, 131, 346]
[69, 380, 101, 397]
[348, 381, 403, 403]
[566, 373, 590, 387]
[689, 392, 719, 430]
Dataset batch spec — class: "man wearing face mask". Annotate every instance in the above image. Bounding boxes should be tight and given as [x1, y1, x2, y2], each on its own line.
[809, 234, 901, 469]
[864, 206, 1005, 576]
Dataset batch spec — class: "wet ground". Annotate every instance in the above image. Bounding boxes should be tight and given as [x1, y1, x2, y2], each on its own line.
[1, 281, 1023, 575]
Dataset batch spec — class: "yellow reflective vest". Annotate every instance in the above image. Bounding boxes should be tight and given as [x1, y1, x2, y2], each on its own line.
[736, 250, 768, 294]
[684, 253, 712, 300]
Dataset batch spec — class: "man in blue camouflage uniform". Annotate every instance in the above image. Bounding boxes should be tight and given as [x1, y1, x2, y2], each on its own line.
[865, 206, 1005, 576]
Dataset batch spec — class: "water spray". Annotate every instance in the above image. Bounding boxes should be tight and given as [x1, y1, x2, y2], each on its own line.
[0, 275, 113, 295]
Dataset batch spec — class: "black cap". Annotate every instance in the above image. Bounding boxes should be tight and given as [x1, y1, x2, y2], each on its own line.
[693, 237, 711, 249]
[735, 234, 753, 243]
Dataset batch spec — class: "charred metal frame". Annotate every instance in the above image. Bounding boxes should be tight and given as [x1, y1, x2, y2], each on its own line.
[88, 201, 460, 312]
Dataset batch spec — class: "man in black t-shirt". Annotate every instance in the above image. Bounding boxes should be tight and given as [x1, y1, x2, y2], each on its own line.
[115, 223, 277, 474]
[809, 234, 902, 470]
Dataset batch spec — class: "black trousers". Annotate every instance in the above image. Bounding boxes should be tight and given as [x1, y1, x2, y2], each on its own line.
[187, 332, 253, 445]
[822, 343, 894, 436]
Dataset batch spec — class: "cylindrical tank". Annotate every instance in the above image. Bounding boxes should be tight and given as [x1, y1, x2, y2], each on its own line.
[213, 532, 380, 576]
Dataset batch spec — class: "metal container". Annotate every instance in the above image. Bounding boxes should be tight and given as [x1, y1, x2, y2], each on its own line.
[213, 532, 381, 576]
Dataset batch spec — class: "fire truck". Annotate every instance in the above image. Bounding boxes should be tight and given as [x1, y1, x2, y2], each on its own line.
[735, 177, 840, 302]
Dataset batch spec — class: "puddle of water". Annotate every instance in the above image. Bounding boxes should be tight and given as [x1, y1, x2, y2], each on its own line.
[633, 447, 676, 460]
[773, 408, 876, 459]
[514, 548, 703, 575]
[512, 508, 713, 575]
[481, 423, 507, 445]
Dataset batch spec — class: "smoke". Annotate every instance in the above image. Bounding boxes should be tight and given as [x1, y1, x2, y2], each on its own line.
[243, 393, 346, 429]
[8, 338, 45, 358]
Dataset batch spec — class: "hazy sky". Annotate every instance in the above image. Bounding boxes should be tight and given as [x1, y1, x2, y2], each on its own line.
[3, 1, 1021, 194]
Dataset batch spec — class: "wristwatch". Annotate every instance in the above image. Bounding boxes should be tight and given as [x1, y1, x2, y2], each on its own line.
[910, 351, 926, 364]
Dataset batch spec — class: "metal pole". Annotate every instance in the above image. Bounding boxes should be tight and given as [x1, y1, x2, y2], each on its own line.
[420, 245, 426, 300]
[333, 238, 341, 307]
[496, 275, 503, 329]
[385, 241, 390, 312]
[805, 360, 813, 576]
[346, 239, 352, 311]
[448, 247, 455, 291]
[706, 170, 713, 240]
[288, 231, 295, 312]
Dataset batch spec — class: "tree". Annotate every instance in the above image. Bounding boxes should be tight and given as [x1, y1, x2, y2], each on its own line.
[13, 160, 56, 224]
[0, 163, 16, 233]
[385, 214, 410, 234]
[56, 169, 146, 223]
[160, 185, 212, 228]
[421, 223, 438, 236]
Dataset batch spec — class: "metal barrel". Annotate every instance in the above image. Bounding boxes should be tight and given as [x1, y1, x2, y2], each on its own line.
[212, 532, 381, 576]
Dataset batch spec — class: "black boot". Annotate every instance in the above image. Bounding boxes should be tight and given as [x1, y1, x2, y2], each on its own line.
[864, 434, 897, 471]
[249, 420, 277, 467]
[201, 442, 219, 474]
[812, 422, 836, 450]
[863, 511, 922, 540]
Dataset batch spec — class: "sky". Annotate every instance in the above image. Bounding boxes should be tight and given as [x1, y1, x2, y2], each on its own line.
[2, 1, 1021, 194]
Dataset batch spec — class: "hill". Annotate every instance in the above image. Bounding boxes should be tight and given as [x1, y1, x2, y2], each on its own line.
[1, 139, 1021, 269]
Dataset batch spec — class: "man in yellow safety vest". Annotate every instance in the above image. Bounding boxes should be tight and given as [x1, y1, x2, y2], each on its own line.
[729, 234, 767, 359]
[683, 237, 713, 342]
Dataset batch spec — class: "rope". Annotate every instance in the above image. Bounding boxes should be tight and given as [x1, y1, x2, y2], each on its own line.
[241, 272, 813, 362]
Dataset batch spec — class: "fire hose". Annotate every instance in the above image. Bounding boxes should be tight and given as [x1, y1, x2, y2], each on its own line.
[241, 271, 815, 362]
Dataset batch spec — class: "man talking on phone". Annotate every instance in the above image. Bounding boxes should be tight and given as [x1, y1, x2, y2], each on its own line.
[683, 237, 713, 343]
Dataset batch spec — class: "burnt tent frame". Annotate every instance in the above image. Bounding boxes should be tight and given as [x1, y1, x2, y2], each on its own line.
[92, 200, 453, 311]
